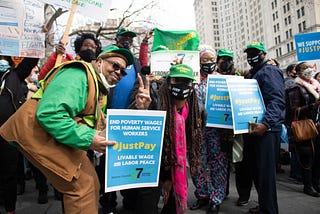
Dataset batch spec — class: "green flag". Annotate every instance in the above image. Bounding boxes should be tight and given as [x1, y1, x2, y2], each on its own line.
[152, 28, 200, 51]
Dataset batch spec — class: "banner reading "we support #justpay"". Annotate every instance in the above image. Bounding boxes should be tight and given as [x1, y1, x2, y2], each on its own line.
[105, 109, 166, 192]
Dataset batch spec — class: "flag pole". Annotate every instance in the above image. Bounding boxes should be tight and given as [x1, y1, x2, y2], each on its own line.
[55, 0, 78, 66]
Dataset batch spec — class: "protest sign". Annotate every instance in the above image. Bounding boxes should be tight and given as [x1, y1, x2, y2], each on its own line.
[226, 78, 265, 134]
[294, 32, 320, 72]
[40, 0, 112, 21]
[150, 50, 200, 82]
[0, 0, 44, 57]
[105, 109, 166, 192]
[205, 75, 243, 128]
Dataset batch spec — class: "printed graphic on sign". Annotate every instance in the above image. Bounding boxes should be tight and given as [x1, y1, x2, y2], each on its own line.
[227, 78, 265, 134]
[105, 109, 166, 192]
[205, 75, 243, 128]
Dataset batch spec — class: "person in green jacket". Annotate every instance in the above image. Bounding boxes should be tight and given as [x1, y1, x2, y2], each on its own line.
[0, 45, 152, 214]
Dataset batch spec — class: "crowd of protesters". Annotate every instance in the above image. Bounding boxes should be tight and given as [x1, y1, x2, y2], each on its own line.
[0, 23, 319, 214]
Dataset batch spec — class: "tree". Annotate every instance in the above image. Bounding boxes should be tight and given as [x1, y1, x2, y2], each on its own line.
[42, 0, 158, 61]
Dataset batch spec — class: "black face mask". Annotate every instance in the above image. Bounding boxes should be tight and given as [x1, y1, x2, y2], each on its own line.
[78, 49, 96, 62]
[170, 84, 192, 100]
[219, 61, 233, 74]
[200, 63, 216, 74]
[247, 52, 264, 68]
[121, 41, 132, 49]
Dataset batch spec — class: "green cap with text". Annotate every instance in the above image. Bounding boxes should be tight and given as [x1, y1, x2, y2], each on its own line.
[168, 64, 195, 81]
[98, 45, 134, 65]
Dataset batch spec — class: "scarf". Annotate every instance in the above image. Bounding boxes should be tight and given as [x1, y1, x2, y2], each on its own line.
[171, 102, 189, 214]
[295, 77, 320, 99]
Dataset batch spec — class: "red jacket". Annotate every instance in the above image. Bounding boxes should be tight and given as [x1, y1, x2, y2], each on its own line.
[38, 52, 74, 80]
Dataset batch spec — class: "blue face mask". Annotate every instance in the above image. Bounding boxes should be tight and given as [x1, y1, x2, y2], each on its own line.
[0, 60, 10, 72]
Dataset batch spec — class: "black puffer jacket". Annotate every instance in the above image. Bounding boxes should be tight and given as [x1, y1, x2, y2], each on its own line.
[0, 58, 39, 126]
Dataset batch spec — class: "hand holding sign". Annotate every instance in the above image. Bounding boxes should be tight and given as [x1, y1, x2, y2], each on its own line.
[135, 73, 152, 110]
[89, 130, 116, 154]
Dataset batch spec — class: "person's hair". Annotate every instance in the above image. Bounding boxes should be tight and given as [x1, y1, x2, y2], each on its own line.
[295, 61, 307, 72]
[314, 72, 320, 80]
[158, 79, 203, 175]
[286, 64, 296, 74]
[74, 33, 102, 56]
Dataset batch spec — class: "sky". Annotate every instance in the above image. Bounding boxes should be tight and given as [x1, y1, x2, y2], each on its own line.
[109, 0, 196, 30]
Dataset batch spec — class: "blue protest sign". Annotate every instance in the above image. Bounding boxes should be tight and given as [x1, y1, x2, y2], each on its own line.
[294, 32, 320, 61]
[105, 109, 166, 192]
[226, 79, 265, 134]
[205, 75, 243, 128]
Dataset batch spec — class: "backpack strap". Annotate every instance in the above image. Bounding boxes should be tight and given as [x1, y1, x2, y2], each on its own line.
[0, 69, 11, 95]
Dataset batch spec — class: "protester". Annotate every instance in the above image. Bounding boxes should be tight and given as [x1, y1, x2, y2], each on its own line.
[0, 55, 39, 214]
[191, 46, 234, 214]
[38, 33, 101, 80]
[0, 45, 151, 214]
[243, 42, 285, 214]
[284, 64, 297, 90]
[286, 62, 320, 197]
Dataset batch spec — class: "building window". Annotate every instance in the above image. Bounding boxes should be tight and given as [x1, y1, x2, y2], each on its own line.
[279, 47, 282, 56]
[296, 0, 299, 5]
[277, 23, 280, 31]
[287, 43, 290, 52]
[285, 17, 288, 25]
[302, 21, 306, 30]
[273, 13, 275, 21]
[272, 2, 274, 9]
[276, 11, 278, 18]
[288, 15, 291, 24]
[278, 35, 281, 43]
[291, 42, 294, 50]
[301, 6, 305, 16]
[276, 49, 279, 57]
[286, 31, 289, 39]
[283, 5, 286, 13]
[275, 37, 278, 44]
[298, 23, 302, 32]
[289, 28, 292, 37]
[274, 25, 277, 32]
[297, 9, 301, 19]
[287, 3, 290, 11]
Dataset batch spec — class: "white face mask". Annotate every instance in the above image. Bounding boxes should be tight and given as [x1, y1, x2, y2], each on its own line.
[301, 67, 314, 80]
[99, 63, 115, 88]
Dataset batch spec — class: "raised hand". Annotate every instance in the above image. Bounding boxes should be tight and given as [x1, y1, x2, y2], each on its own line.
[135, 73, 152, 110]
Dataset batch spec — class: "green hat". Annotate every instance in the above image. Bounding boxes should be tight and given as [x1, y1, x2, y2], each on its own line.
[168, 64, 195, 81]
[116, 26, 137, 38]
[98, 45, 134, 65]
[217, 48, 234, 58]
[244, 42, 266, 53]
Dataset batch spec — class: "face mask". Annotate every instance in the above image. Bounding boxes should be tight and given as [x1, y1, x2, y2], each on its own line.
[30, 73, 38, 83]
[0, 59, 10, 72]
[200, 63, 216, 74]
[247, 53, 263, 68]
[170, 84, 192, 100]
[99, 64, 115, 88]
[78, 49, 96, 62]
[301, 68, 314, 80]
[121, 41, 132, 49]
[219, 61, 233, 73]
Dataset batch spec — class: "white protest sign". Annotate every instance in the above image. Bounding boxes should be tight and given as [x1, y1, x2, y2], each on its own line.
[0, 0, 45, 57]
[40, 0, 112, 20]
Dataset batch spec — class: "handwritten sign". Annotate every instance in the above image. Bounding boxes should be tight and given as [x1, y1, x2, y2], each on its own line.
[40, 0, 112, 21]
[0, 0, 45, 57]
[105, 109, 166, 192]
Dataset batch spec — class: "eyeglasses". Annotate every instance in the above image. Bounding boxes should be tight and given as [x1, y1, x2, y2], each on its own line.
[103, 59, 127, 76]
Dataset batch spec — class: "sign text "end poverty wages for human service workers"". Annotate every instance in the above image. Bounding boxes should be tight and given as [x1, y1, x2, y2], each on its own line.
[61, 0, 103, 8]
[110, 119, 163, 152]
